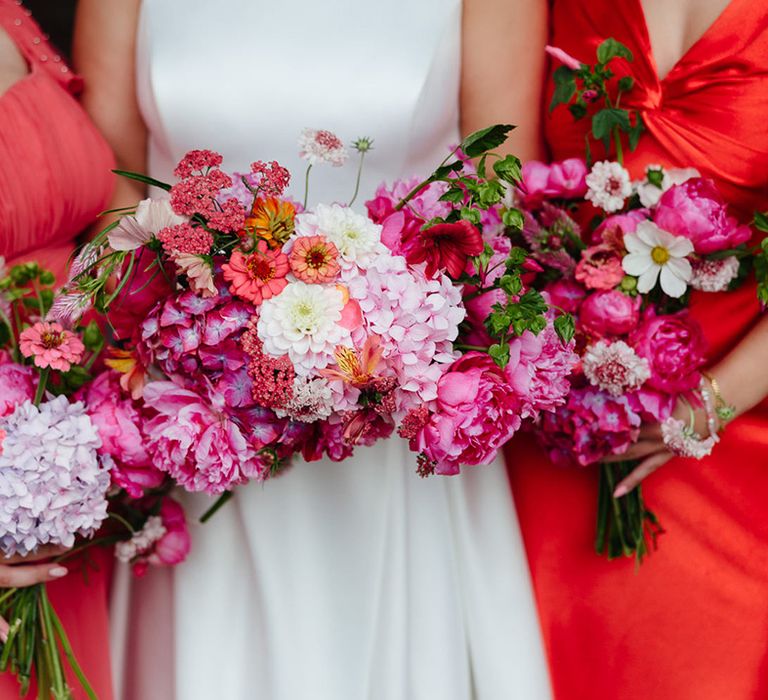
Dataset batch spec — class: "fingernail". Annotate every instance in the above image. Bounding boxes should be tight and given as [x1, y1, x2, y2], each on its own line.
[613, 485, 629, 498]
[48, 567, 68, 578]
[0, 628, 7, 644]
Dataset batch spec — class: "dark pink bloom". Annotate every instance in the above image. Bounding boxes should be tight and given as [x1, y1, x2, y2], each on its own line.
[208, 198, 247, 233]
[0, 356, 35, 417]
[173, 149, 224, 179]
[544, 279, 586, 314]
[19, 321, 84, 372]
[653, 178, 751, 254]
[132, 498, 191, 577]
[630, 311, 707, 394]
[158, 223, 214, 257]
[580, 289, 641, 337]
[591, 209, 647, 244]
[401, 220, 484, 280]
[518, 159, 587, 206]
[545, 45, 583, 71]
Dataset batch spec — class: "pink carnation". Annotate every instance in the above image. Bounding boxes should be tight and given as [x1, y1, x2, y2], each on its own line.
[653, 178, 751, 254]
[630, 311, 707, 394]
[143, 382, 263, 494]
[19, 321, 84, 372]
[410, 353, 523, 474]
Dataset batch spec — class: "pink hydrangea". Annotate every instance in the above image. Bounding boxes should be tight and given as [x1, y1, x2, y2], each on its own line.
[653, 178, 751, 254]
[0, 356, 35, 417]
[83, 371, 164, 498]
[143, 382, 263, 494]
[410, 353, 523, 474]
[630, 310, 707, 394]
[536, 387, 642, 467]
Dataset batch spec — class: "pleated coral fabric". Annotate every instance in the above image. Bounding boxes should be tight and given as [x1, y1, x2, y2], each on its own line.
[508, 2, 768, 698]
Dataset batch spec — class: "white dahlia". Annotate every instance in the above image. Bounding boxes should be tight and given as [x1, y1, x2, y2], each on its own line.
[257, 281, 351, 374]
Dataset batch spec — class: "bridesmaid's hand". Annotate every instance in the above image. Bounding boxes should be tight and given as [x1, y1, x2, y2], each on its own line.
[0, 545, 69, 642]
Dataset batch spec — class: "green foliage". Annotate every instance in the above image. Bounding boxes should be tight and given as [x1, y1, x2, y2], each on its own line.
[554, 313, 575, 344]
[596, 38, 633, 64]
[550, 66, 577, 112]
[493, 155, 522, 185]
[112, 169, 172, 192]
[502, 208, 525, 231]
[460, 124, 515, 158]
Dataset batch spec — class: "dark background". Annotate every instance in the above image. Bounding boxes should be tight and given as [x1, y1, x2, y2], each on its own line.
[25, 0, 77, 60]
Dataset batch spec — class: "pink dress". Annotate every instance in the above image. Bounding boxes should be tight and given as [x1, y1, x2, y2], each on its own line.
[0, 1, 115, 698]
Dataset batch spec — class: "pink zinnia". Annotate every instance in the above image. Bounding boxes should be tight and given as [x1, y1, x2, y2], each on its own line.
[19, 321, 85, 371]
[222, 241, 290, 304]
[289, 235, 341, 283]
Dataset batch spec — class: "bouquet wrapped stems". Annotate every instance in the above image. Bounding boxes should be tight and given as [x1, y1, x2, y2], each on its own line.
[0, 584, 96, 700]
[595, 461, 664, 562]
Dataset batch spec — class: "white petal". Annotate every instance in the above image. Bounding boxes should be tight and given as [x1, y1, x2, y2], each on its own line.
[622, 252, 654, 276]
[108, 217, 153, 251]
[660, 265, 688, 298]
[666, 236, 694, 257]
[636, 221, 662, 247]
[623, 232, 648, 254]
[636, 266, 660, 293]
[665, 256, 692, 281]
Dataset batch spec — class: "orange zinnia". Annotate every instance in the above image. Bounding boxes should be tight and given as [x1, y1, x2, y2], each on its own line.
[241, 196, 296, 248]
[288, 235, 341, 283]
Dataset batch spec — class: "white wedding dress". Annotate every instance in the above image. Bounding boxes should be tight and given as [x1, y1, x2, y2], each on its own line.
[111, 1, 552, 698]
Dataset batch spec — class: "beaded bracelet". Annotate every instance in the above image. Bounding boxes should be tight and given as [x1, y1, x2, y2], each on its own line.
[702, 372, 736, 426]
[698, 376, 721, 441]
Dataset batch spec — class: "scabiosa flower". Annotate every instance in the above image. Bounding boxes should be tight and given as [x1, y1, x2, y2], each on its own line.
[143, 382, 262, 495]
[582, 340, 651, 396]
[299, 128, 348, 166]
[158, 223, 214, 257]
[585, 161, 632, 213]
[274, 377, 335, 422]
[222, 241, 290, 305]
[258, 281, 351, 374]
[19, 321, 85, 371]
[289, 235, 341, 283]
[241, 197, 297, 248]
[689, 256, 740, 292]
[622, 221, 693, 297]
[294, 203, 385, 270]
[661, 416, 717, 459]
[250, 160, 291, 197]
[0, 397, 111, 556]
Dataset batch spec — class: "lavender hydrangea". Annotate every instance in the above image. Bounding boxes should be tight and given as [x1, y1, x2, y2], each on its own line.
[0, 397, 111, 557]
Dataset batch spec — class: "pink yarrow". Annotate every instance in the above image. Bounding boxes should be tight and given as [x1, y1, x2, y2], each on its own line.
[250, 161, 291, 197]
[158, 223, 214, 257]
[173, 149, 224, 179]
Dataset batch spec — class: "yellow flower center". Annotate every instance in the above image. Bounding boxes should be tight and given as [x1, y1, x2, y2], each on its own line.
[651, 246, 670, 265]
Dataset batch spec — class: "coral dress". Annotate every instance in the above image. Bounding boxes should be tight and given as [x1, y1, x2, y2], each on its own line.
[0, 1, 115, 698]
[508, 1, 768, 699]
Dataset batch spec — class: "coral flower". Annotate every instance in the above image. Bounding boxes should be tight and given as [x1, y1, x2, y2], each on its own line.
[321, 335, 384, 388]
[401, 219, 484, 279]
[289, 235, 341, 283]
[222, 241, 290, 305]
[242, 197, 296, 247]
[19, 321, 85, 371]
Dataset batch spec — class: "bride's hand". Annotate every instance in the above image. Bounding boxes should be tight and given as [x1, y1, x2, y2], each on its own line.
[0, 545, 69, 642]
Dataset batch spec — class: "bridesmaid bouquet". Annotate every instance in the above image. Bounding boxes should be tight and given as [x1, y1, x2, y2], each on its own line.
[516, 157, 752, 560]
[59, 125, 576, 516]
[0, 261, 189, 698]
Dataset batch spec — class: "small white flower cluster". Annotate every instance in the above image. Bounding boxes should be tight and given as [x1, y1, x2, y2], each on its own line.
[582, 340, 651, 396]
[275, 377, 335, 423]
[660, 417, 717, 459]
[0, 397, 111, 557]
[585, 161, 633, 213]
[689, 256, 740, 293]
[115, 516, 167, 564]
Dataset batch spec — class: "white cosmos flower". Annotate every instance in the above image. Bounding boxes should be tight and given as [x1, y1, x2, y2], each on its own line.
[635, 165, 702, 207]
[622, 221, 693, 298]
[257, 281, 351, 375]
[585, 161, 632, 213]
[108, 198, 188, 251]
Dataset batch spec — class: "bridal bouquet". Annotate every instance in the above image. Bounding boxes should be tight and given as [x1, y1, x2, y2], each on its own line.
[516, 156, 751, 560]
[0, 260, 189, 699]
[60, 125, 575, 515]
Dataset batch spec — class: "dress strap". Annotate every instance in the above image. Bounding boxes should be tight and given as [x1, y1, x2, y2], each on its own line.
[0, 0, 82, 94]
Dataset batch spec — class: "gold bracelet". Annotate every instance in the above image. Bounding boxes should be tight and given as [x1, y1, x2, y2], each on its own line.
[702, 372, 736, 425]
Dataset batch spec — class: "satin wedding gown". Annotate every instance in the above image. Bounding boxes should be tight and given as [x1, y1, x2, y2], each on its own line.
[112, 1, 551, 698]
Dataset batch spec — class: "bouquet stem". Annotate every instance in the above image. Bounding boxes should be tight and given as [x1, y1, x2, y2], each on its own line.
[595, 461, 664, 563]
[0, 583, 97, 699]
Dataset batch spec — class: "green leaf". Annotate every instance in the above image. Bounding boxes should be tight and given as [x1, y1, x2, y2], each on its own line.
[499, 274, 523, 296]
[460, 207, 482, 225]
[754, 211, 768, 233]
[596, 38, 634, 65]
[493, 154, 522, 185]
[439, 188, 465, 204]
[592, 108, 631, 143]
[617, 76, 635, 92]
[461, 124, 515, 158]
[112, 170, 173, 192]
[81, 321, 104, 352]
[554, 313, 575, 344]
[476, 154, 488, 180]
[506, 246, 528, 267]
[477, 180, 505, 208]
[488, 343, 510, 369]
[628, 112, 645, 151]
[569, 102, 588, 120]
[502, 208, 525, 231]
[550, 66, 577, 112]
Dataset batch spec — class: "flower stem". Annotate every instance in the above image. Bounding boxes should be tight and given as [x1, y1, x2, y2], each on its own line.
[303, 164, 312, 210]
[348, 151, 367, 207]
[33, 368, 49, 407]
[613, 126, 624, 166]
[199, 491, 233, 523]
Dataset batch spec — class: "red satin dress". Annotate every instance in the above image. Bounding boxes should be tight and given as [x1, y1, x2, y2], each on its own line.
[508, 1, 768, 698]
[0, 2, 115, 698]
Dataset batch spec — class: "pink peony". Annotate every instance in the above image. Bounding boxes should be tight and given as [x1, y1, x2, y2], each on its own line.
[652, 179, 751, 254]
[591, 209, 647, 244]
[411, 353, 523, 474]
[518, 158, 587, 206]
[536, 387, 641, 467]
[544, 279, 586, 314]
[143, 382, 263, 494]
[84, 371, 164, 498]
[128, 498, 191, 577]
[580, 289, 640, 337]
[0, 357, 35, 417]
[630, 311, 707, 394]
[19, 321, 84, 371]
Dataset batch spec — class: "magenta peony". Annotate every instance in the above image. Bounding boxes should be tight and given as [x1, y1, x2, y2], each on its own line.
[580, 289, 641, 337]
[518, 158, 587, 206]
[0, 355, 35, 417]
[411, 353, 523, 474]
[630, 311, 707, 394]
[653, 178, 751, 254]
